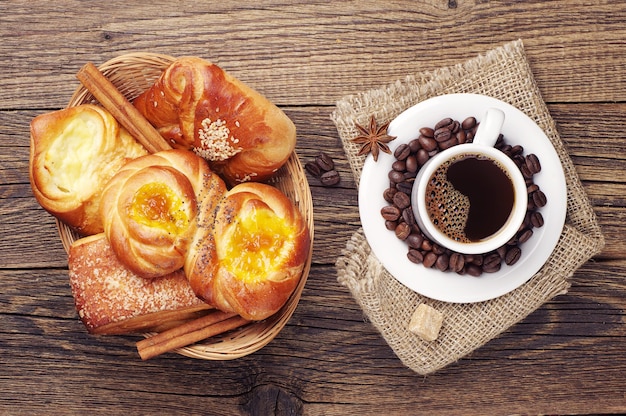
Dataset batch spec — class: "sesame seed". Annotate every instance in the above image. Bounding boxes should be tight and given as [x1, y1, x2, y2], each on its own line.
[194, 117, 242, 161]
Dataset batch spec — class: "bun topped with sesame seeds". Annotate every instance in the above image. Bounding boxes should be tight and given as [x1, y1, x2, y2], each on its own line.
[133, 57, 297, 186]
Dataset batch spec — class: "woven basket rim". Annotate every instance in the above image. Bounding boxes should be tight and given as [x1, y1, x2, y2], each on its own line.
[59, 52, 314, 360]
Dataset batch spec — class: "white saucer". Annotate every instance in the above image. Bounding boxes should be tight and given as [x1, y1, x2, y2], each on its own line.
[358, 93, 567, 303]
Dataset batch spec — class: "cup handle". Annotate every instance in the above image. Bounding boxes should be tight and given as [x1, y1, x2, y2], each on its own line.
[473, 108, 505, 147]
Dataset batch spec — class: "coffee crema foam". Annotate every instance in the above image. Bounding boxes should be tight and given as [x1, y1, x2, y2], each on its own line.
[425, 153, 514, 243]
[426, 158, 472, 243]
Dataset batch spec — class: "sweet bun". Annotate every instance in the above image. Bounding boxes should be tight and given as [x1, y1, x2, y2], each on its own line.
[185, 182, 310, 321]
[29, 104, 147, 235]
[68, 233, 210, 335]
[133, 56, 296, 185]
[100, 149, 226, 278]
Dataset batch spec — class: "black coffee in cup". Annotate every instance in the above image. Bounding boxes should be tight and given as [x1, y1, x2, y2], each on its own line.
[425, 153, 515, 243]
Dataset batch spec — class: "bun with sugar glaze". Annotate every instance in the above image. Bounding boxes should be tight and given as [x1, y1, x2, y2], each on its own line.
[68, 233, 211, 335]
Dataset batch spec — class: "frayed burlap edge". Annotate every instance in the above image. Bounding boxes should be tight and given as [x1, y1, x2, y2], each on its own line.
[332, 39, 605, 375]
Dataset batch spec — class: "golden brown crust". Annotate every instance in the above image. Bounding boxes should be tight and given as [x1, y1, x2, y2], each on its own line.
[133, 56, 296, 185]
[29, 104, 148, 235]
[100, 149, 226, 278]
[68, 233, 209, 335]
[185, 182, 310, 321]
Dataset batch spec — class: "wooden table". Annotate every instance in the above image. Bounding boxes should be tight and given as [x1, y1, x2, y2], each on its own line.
[2, 1, 624, 414]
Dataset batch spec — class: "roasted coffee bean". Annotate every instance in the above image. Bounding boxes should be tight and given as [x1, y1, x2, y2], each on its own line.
[435, 117, 454, 130]
[450, 120, 461, 134]
[419, 127, 434, 138]
[405, 155, 418, 172]
[499, 144, 512, 154]
[510, 145, 524, 156]
[403, 170, 417, 180]
[383, 187, 397, 203]
[527, 183, 539, 194]
[449, 252, 465, 273]
[418, 135, 438, 152]
[435, 253, 449, 272]
[482, 262, 501, 273]
[465, 264, 482, 277]
[381, 205, 401, 221]
[517, 228, 534, 244]
[504, 246, 522, 266]
[520, 164, 533, 179]
[468, 254, 483, 266]
[532, 189, 547, 207]
[496, 245, 508, 259]
[513, 154, 526, 167]
[392, 191, 411, 210]
[394, 143, 411, 160]
[530, 211, 544, 228]
[438, 137, 458, 150]
[409, 138, 421, 152]
[421, 238, 433, 252]
[406, 233, 424, 249]
[396, 181, 413, 194]
[388, 170, 404, 183]
[392, 160, 406, 172]
[416, 148, 430, 166]
[320, 170, 340, 186]
[525, 153, 541, 174]
[385, 220, 397, 231]
[456, 129, 467, 144]
[423, 252, 438, 268]
[483, 253, 501, 269]
[315, 152, 335, 171]
[432, 244, 446, 255]
[461, 116, 477, 130]
[434, 127, 452, 143]
[407, 249, 424, 264]
[305, 161, 322, 177]
[402, 207, 416, 226]
[395, 222, 411, 240]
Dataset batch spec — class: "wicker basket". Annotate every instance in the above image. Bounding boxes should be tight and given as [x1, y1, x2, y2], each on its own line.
[58, 53, 314, 360]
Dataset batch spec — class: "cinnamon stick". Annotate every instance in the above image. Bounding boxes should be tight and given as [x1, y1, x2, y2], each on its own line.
[76, 62, 172, 153]
[136, 310, 249, 360]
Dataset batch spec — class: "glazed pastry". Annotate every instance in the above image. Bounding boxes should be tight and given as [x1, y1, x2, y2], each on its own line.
[29, 104, 147, 235]
[133, 56, 296, 185]
[100, 149, 226, 278]
[68, 233, 211, 335]
[184, 182, 310, 321]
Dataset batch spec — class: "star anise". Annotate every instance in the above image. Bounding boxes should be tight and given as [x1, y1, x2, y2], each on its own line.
[351, 115, 396, 162]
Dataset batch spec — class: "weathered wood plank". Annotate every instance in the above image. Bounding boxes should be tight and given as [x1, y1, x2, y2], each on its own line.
[1, 260, 625, 415]
[1, 2, 626, 109]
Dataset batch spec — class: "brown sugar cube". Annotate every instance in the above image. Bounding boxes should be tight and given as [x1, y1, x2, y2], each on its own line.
[408, 304, 444, 342]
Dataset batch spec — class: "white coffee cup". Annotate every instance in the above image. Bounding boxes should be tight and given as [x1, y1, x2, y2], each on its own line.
[411, 108, 528, 254]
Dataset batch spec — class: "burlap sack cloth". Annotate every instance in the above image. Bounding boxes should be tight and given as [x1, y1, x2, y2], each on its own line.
[331, 39, 605, 375]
